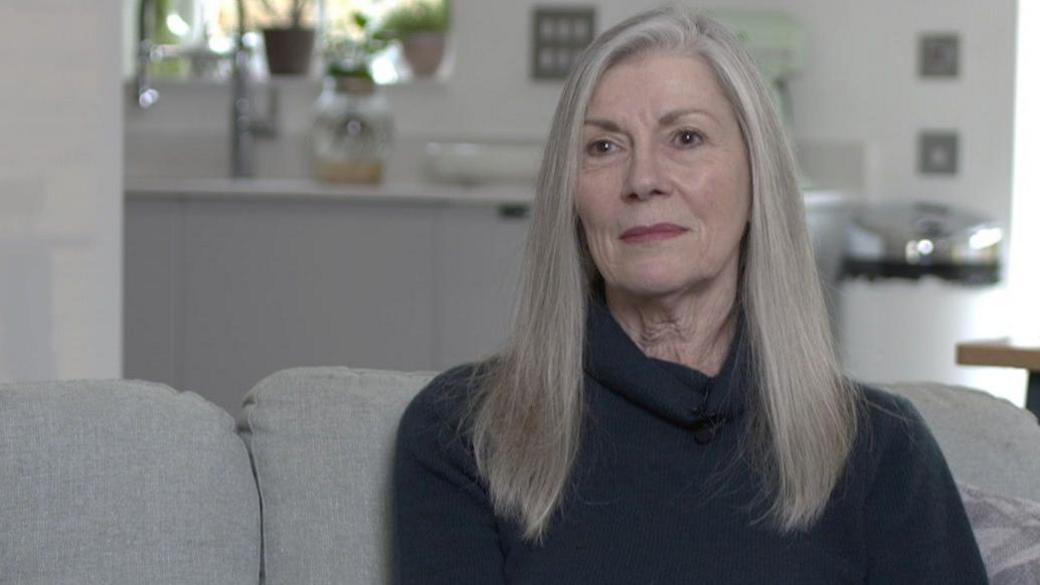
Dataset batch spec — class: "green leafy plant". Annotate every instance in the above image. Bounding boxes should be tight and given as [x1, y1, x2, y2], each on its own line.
[254, 0, 313, 29]
[378, 0, 451, 39]
[323, 12, 393, 80]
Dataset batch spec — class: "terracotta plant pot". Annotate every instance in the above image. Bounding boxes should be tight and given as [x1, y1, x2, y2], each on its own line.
[262, 27, 315, 76]
[401, 32, 446, 77]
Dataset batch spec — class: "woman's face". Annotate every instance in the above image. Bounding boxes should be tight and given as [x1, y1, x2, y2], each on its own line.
[576, 52, 751, 303]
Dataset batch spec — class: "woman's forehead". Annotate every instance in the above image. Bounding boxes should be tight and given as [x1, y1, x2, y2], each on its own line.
[586, 53, 732, 123]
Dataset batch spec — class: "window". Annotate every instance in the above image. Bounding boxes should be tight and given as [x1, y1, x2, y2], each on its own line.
[145, 0, 449, 84]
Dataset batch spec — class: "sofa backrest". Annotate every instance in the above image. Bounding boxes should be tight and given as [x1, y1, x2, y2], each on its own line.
[237, 367, 434, 585]
[4, 372, 1033, 585]
[0, 379, 260, 585]
[238, 369, 1040, 585]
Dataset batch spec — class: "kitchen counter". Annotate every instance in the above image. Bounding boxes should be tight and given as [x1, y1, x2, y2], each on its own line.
[124, 175, 534, 412]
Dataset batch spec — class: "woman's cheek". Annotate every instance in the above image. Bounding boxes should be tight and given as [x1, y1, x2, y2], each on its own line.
[586, 228, 619, 280]
[586, 227, 611, 265]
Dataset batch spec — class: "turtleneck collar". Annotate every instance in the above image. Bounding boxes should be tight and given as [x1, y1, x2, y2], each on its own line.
[583, 294, 750, 434]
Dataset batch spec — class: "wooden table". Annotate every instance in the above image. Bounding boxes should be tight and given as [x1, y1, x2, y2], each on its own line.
[957, 338, 1040, 419]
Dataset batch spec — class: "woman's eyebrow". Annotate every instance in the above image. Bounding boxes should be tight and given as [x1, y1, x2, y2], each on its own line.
[583, 118, 622, 132]
[583, 108, 718, 131]
[659, 107, 717, 126]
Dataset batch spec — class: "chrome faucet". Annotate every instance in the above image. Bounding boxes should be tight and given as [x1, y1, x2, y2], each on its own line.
[136, 0, 277, 178]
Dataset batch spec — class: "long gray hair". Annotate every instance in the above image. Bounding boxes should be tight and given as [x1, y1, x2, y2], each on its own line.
[463, 5, 860, 543]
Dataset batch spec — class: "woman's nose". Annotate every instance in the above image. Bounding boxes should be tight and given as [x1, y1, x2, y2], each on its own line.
[624, 148, 668, 201]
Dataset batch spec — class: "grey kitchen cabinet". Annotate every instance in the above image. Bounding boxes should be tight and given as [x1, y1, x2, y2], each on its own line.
[433, 204, 530, 369]
[125, 198, 185, 391]
[124, 193, 529, 414]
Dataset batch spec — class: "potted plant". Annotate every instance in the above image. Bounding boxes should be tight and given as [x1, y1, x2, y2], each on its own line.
[379, 0, 451, 77]
[255, 0, 316, 75]
[310, 13, 395, 183]
[322, 13, 392, 83]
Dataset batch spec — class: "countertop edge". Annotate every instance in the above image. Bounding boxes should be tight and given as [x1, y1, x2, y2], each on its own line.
[125, 176, 536, 206]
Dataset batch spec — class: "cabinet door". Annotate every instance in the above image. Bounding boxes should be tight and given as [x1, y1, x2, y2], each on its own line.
[434, 204, 530, 369]
[181, 198, 438, 413]
[124, 198, 184, 390]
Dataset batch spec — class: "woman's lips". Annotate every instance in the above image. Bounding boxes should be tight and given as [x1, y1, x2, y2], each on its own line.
[620, 223, 689, 243]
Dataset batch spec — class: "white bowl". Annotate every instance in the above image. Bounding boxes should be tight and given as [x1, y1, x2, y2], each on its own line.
[424, 142, 543, 184]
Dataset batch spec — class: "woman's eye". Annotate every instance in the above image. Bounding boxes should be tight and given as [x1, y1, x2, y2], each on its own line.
[675, 129, 703, 147]
[586, 140, 615, 156]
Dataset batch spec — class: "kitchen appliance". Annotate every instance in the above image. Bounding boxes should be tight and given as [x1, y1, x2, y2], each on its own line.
[707, 9, 804, 128]
[839, 201, 1019, 404]
[843, 201, 1003, 284]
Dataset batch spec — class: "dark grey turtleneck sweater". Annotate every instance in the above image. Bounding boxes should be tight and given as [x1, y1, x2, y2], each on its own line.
[391, 298, 989, 584]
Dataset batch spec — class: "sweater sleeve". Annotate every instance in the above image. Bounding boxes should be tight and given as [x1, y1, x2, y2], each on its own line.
[862, 391, 989, 584]
[391, 367, 506, 585]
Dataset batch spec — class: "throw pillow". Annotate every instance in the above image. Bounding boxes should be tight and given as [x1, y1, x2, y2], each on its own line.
[958, 481, 1040, 584]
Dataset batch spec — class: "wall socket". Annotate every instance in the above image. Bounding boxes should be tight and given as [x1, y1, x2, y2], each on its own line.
[531, 7, 596, 80]
[919, 33, 960, 78]
[919, 131, 959, 175]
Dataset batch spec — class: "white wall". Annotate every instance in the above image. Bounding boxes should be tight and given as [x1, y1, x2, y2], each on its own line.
[0, 3, 123, 381]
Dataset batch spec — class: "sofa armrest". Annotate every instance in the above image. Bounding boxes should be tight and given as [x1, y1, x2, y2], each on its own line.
[884, 382, 1040, 503]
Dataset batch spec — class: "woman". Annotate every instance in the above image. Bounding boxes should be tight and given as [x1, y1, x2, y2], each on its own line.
[393, 7, 987, 584]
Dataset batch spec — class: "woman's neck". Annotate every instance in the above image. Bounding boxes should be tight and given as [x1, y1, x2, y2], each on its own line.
[604, 276, 738, 376]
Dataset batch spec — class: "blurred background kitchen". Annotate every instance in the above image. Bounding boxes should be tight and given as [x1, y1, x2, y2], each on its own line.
[2, 0, 1037, 415]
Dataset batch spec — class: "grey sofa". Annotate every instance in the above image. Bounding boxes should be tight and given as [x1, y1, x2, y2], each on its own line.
[1, 368, 1038, 584]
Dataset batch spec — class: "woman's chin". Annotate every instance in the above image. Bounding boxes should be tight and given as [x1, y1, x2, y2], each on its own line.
[610, 276, 694, 302]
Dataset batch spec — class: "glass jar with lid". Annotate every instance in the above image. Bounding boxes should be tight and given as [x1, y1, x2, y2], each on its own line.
[311, 74, 394, 183]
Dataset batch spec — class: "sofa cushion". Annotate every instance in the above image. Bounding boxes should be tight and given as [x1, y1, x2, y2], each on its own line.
[0, 379, 260, 585]
[238, 367, 433, 585]
[883, 382, 1040, 503]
